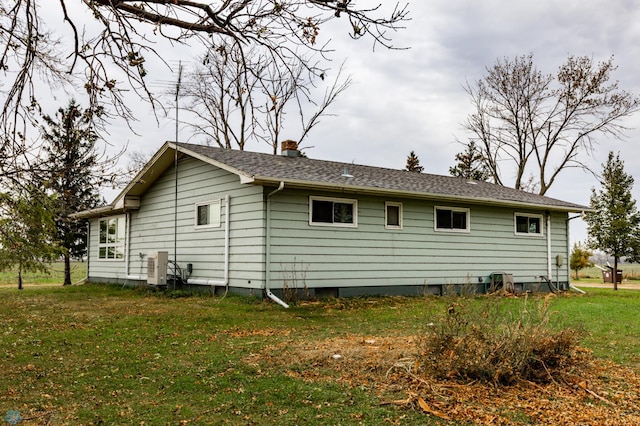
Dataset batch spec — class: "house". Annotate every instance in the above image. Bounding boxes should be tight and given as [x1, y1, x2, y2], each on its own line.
[73, 141, 589, 304]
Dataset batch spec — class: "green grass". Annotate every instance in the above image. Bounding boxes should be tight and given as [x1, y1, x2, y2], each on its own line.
[572, 263, 640, 282]
[0, 261, 87, 287]
[0, 284, 639, 424]
[551, 288, 640, 366]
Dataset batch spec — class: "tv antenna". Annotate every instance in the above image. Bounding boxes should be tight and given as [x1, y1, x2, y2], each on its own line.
[173, 61, 183, 291]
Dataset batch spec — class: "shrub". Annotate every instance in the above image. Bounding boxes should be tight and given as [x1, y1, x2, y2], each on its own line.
[419, 295, 581, 386]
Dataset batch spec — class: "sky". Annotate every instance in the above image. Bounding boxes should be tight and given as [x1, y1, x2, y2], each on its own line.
[45, 1, 640, 244]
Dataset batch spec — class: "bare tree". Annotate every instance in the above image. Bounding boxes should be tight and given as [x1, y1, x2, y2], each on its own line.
[258, 57, 352, 154]
[180, 44, 263, 150]
[180, 44, 351, 153]
[464, 54, 640, 195]
[127, 149, 154, 175]
[1, 1, 408, 137]
[1, 1, 406, 186]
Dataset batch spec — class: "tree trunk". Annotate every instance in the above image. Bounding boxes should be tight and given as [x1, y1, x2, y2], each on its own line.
[18, 269, 23, 290]
[613, 257, 619, 291]
[63, 253, 72, 285]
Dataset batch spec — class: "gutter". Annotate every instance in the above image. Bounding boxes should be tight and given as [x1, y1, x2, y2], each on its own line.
[265, 182, 289, 308]
[245, 177, 590, 214]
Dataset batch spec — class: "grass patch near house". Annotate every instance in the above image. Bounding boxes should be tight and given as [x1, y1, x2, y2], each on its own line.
[1, 285, 639, 425]
[551, 288, 640, 367]
[0, 261, 87, 287]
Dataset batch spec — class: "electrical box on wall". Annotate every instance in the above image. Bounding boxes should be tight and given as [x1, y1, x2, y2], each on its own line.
[147, 251, 168, 285]
[556, 254, 564, 267]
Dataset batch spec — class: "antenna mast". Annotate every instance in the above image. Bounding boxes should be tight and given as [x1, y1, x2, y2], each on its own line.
[173, 62, 183, 291]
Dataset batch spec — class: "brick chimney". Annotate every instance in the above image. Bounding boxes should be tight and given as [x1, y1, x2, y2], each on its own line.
[281, 140, 299, 157]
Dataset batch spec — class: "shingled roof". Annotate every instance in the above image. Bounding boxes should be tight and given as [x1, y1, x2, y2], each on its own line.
[72, 141, 589, 219]
[176, 142, 589, 213]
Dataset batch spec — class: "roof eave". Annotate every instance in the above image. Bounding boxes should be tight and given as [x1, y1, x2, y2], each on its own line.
[70, 205, 123, 219]
[249, 177, 590, 213]
[170, 142, 255, 183]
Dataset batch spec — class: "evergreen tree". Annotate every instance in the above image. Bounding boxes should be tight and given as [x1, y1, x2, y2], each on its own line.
[584, 151, 640, 290]
[569, 242, 593, 280]
[449, 141, 490, 181]
[40, 100, 111, 285]
[0, 186, 61, 289]
[405, 151, 424, 172]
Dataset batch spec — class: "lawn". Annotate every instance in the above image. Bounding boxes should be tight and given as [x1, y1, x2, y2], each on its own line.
[0, 261, 87, 287]
[1, 284, 639, 425]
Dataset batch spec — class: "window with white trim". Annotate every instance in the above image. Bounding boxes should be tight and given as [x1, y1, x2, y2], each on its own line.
[434, 206, 470, 232]
[309, 196, 357, 227]
[195, 199, 221, 228]
[385, 202, 403, 229]
[98, 215, 126, 260]
[514, 213, 543, 235]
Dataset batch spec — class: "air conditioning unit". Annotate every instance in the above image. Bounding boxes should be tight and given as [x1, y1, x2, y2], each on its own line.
[147, 251, 168, 285]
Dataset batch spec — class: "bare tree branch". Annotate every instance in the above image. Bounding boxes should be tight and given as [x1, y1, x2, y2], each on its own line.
[1, 0, 408, 184]
[463, 54, 640, 195]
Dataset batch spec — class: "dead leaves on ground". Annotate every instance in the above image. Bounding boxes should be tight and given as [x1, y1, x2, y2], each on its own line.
[250, 334, 640, 425]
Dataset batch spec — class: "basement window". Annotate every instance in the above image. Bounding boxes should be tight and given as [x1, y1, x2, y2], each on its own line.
[98, 215, 126, 260]
[435, 206, 470, 232]
[515, 213, 543, 236]
[385, 202, 403, 229]
[195, 199, 221, 228]
[309, 196, 357, 227]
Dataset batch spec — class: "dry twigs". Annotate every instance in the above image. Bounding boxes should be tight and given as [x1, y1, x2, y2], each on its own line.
[256, 334, 640, 425]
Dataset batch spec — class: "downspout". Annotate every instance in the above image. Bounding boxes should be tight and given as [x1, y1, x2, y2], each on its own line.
[186, 194, 230, 288]
[265, 182, 289, 308]
[223, 194, 230, 288]
[546, 212, 552, 282]
[567, 213, 587, 294]
[125, 212, 131, 278]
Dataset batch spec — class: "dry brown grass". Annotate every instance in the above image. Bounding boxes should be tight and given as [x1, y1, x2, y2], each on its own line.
[248, 295, 640, 425]
[254, 332, 640, 425]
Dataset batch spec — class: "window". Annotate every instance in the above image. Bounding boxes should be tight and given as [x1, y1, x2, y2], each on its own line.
[309, 196, 357, 227]
[195, 200, 221, 228]
[434, 206, 469, 232]
[98, 215, 126, 260]
[515, 213, 543, 235]
[385, 202, 403, 229]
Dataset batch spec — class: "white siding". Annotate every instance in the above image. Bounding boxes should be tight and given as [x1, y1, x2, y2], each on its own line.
[88, 157, 266, 288]
[267, 189, 571, 290]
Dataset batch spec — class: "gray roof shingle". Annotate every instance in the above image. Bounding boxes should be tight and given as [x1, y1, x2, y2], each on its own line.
[177, 143, 589, 212]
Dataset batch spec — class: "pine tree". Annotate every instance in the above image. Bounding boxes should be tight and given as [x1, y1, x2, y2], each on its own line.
[584, 151, 640, 290]
[40, 100, 111, 285]
[449, 141, 490, 181]
[0, 186, 61, 289]
[405, 151, 424, 172]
